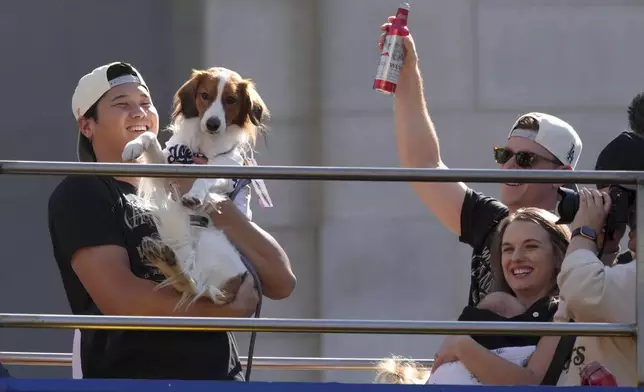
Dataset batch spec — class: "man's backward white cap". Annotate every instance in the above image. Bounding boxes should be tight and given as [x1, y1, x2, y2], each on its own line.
[71, 62, 149, 162]
[508, 112, 582, 170]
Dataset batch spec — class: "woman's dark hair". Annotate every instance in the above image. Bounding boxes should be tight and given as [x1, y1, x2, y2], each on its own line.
[489, 207, 571, 297]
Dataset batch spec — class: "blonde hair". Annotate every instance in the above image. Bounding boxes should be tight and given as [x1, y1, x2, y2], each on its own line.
[490, 207, 571, 295]
[374, 356, 430, 385]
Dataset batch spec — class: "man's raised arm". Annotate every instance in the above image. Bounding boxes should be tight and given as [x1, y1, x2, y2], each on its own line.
[380, 19, 468, 236]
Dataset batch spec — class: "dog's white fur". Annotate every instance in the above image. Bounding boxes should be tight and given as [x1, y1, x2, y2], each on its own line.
[374, 346, 537, 385]
[374, 357, 430, 385]
[121, 68, 263, 307]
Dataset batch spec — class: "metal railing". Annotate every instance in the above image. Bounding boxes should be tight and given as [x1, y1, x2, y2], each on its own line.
[0, 351, 434, 371]
[0, 160, 643, 386]
[0, 160, 641, 183]
[0, 314, 634, 336]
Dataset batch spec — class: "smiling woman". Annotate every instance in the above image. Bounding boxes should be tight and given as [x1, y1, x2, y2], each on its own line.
[491, 208, 571, 307]
[376, 208, 572, 386]
[425, 208, 571, 385]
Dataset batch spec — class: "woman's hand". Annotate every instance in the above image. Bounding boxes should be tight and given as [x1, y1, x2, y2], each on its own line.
[431, 335, 472, 373]
[570, 188, 612, 234]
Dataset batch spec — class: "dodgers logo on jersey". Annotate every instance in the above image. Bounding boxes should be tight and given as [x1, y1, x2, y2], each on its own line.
[167, 144, 194, 164]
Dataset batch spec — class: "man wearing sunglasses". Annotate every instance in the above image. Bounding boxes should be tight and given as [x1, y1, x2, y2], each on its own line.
[379, 25, 583, 306]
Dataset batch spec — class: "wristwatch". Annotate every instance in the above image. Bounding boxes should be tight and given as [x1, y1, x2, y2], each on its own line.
[571, 226, 598, 243]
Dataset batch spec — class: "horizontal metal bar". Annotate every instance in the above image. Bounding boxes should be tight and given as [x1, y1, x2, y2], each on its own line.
[0, 352, 71, 367]
[0, 160, 642, 184]
[0, 352, 433, 371]
[0, 314, 634, 337]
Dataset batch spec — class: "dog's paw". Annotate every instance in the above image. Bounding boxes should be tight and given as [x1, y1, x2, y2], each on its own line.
[181, 188, 207, 208]
[212, 178, 235, 195]
[181, 194, 202, 208]
[122, 131, 156, 161]
[181, 179, 211, 208]
[122, 141, 147, 162]
[140, 237, 174, 266]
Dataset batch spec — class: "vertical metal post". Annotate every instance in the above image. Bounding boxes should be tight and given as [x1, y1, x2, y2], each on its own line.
[637, 178, 644, 386]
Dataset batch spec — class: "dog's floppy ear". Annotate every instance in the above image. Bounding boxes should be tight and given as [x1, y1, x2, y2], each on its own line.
[240, 79, 269, 127]
[171, 70, 203, 120]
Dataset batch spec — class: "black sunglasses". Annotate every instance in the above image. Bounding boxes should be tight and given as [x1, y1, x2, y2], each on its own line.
[493, 146, 560, 168]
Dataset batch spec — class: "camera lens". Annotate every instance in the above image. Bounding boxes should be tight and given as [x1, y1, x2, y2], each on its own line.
[556, 187, 579, 224]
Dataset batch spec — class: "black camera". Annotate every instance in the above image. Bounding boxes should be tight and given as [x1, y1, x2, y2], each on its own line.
[556, 185, 636, 240]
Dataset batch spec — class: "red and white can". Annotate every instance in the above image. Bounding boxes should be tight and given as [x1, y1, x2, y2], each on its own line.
[580, 361, 618, 386]
[374, 3, 411, 95]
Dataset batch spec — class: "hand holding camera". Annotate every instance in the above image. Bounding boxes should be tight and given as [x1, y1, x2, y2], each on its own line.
[558, 184, 636, 250]
[569, 188, 612, 236]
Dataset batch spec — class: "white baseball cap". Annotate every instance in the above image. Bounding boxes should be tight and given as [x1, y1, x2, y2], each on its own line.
[507, 112, 582, 169]
[71, 62, 149, 162]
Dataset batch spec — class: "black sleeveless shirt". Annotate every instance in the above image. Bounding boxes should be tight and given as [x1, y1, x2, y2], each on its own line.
[457, 296, 558, 350]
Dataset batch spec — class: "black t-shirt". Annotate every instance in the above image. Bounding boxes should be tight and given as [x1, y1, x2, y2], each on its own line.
[47, 175, 243, 380]
[457, 296, 558, 350]
[459, 189, 510, 306]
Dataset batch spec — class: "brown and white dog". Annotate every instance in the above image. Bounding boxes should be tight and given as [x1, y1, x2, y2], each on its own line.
[121, 67, 269, 307]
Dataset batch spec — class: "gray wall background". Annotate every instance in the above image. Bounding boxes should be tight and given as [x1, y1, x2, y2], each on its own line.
[1, 0, 644, 384]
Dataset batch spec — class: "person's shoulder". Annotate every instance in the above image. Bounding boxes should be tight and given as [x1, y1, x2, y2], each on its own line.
[457, 305, 508, 322]
[50, 175, 105, 199]
[612, 258, 637, 273]
[48, 175, 116, 211]
[523, 296, 559, 321]
[461, 188, 510, 242]
[615, 250, 634, 265]
[464, 188, 509, 212]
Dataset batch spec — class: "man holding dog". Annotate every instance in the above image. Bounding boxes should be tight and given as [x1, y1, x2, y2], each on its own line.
[48, 62, 296, 380]
[378, 17, 583, 306]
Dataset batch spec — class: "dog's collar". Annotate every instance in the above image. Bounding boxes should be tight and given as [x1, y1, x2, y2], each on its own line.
[191, 142, 242, 162]
[189, 214, 209, 228]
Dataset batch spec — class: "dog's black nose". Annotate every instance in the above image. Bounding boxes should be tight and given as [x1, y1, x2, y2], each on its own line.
[206, 117, 221, 132]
